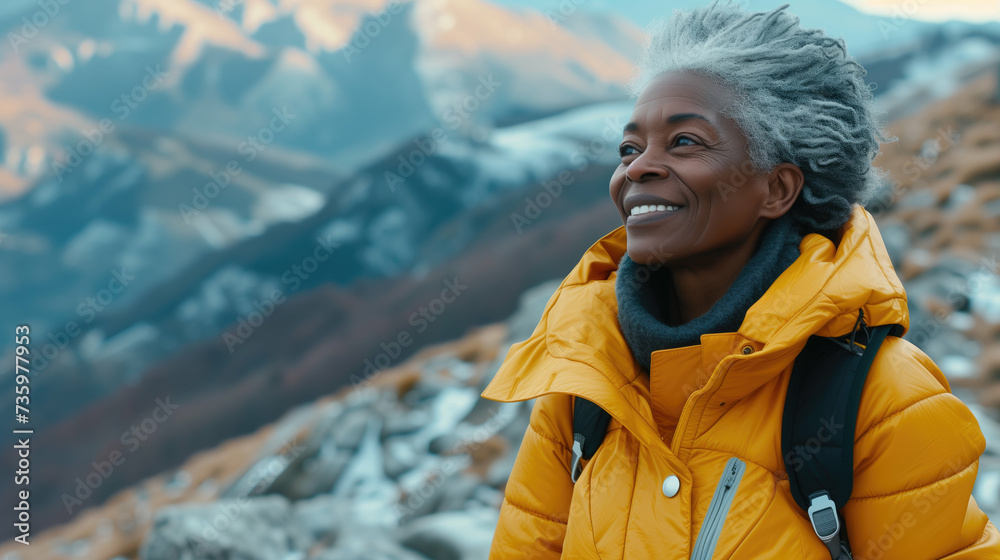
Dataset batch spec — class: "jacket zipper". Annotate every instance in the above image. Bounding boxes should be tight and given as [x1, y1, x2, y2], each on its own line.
[691, 457, 747, 560]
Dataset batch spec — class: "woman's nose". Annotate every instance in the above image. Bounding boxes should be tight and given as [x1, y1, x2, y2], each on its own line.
[625, 152, 668, 182]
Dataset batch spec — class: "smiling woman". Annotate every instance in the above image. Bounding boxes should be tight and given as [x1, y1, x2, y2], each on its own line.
[482, 1, 1000, 559]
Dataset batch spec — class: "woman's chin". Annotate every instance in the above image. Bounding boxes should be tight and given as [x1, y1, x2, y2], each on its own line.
[624, 242, 677, 268]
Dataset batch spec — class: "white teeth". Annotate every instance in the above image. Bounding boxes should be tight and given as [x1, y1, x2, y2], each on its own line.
[629, 204, 681, 216]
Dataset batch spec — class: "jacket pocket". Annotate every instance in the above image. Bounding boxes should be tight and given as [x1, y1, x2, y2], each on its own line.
[691, 456, 747, 560]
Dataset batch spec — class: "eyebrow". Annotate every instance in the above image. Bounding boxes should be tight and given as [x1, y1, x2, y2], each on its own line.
[622, 113, 712, 135]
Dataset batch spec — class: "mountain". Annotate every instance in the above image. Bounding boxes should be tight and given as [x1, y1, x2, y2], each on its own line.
[495, 0, 940, 59]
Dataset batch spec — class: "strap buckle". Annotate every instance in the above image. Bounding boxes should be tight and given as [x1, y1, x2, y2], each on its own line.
[570, 434, 585, 483]
[808, 491, 850, 559]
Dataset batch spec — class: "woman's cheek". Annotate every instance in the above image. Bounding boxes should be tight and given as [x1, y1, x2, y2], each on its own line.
[609, 166, 628, 205]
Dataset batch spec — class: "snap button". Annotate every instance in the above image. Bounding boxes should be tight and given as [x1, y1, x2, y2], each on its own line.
[741, 345, 754, 355]
[661, 475, 680, 498]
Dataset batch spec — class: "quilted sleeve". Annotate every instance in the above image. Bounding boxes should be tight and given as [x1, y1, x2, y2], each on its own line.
[489, 392, 576, 560]
[843, 337, 1000, 559]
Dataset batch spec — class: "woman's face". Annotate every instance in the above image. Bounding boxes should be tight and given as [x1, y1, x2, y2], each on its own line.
[609, 70, 777, 268]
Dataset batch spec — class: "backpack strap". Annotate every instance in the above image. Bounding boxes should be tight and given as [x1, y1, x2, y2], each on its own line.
[782, 318, 904, 559]
[570, 397, 612, 483]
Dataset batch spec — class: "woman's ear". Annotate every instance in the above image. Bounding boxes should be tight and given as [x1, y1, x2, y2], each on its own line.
[761, 163, 804, 219]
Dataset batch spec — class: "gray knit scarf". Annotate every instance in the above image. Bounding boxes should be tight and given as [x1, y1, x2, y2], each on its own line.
[615, 213, 804, 372]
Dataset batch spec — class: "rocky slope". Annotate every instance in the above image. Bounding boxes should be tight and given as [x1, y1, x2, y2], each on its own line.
[0, 291, 545, 559]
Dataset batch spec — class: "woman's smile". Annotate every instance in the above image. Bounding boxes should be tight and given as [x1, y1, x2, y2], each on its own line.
[624, 190, 685, 224]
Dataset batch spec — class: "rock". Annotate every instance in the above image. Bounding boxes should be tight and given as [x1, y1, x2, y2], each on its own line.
[277, 445, 353, 499]
[140, 495, 311, 560]
[879, 221, 911, 269]
[382, 408, 432, 439]
[293, 494, 351, 541]
[458, 395, 504, 426]
[223, 448, 309, 500]
[469, 485, 503, 509]
[485, 449, 518, 489]
[974, 468, 1000, 515]
[428, 433, 464, 456]
[970, 270, 1000, 324]
[333, 409, 374, 450]
[898, 189, 938, 209]
[396, 509, 499, 560]
[54, 539, 90, 557]
[396, 459, 462, 523]
[384, 436, 421, 479]
[944, 184, 976, 209]
[333, 417, 385, 495]
[314, 529, 430, 560]
[433, 473, 480, 513]
[402, 377, 451, 409]
[939, 354, 978, 379]
[163, 470, 192, 497]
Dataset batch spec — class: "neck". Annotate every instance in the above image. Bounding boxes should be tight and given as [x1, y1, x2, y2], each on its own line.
[665, 223, 768, 324]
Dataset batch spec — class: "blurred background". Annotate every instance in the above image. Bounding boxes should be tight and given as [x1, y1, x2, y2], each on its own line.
[0, 0, 999, 558]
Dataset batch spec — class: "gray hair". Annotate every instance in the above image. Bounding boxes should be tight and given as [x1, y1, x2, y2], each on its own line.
[626, 1, 891, 234]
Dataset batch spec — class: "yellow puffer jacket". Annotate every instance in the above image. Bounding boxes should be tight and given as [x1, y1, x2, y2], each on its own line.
[482, 205, 1000, 559]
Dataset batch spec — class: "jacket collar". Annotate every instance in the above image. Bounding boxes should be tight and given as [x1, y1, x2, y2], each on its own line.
[481, 205, 910, 445]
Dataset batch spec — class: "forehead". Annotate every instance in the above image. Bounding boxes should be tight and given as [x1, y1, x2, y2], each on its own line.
[631, 70, 737, 120]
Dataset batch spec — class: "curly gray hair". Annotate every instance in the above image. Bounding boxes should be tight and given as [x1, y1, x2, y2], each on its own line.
[626, 1, 891, 234]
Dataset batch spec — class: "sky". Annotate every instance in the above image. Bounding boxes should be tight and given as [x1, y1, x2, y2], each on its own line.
[843, 0, 1000, 23]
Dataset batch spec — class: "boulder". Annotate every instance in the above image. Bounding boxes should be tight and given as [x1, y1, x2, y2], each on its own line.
[140, 495, 311, 560]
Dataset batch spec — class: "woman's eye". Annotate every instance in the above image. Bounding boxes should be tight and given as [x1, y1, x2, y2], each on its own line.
[675, 136, 698, 147]
[618, 144, 638, 157]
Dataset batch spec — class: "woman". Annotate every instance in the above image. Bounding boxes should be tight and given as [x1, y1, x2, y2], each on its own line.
[481, 2, 1000, 559]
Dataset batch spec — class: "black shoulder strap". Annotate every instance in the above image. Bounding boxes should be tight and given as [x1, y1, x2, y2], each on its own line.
[570, 397, 612, 482]
[782, 321, 903, 557]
